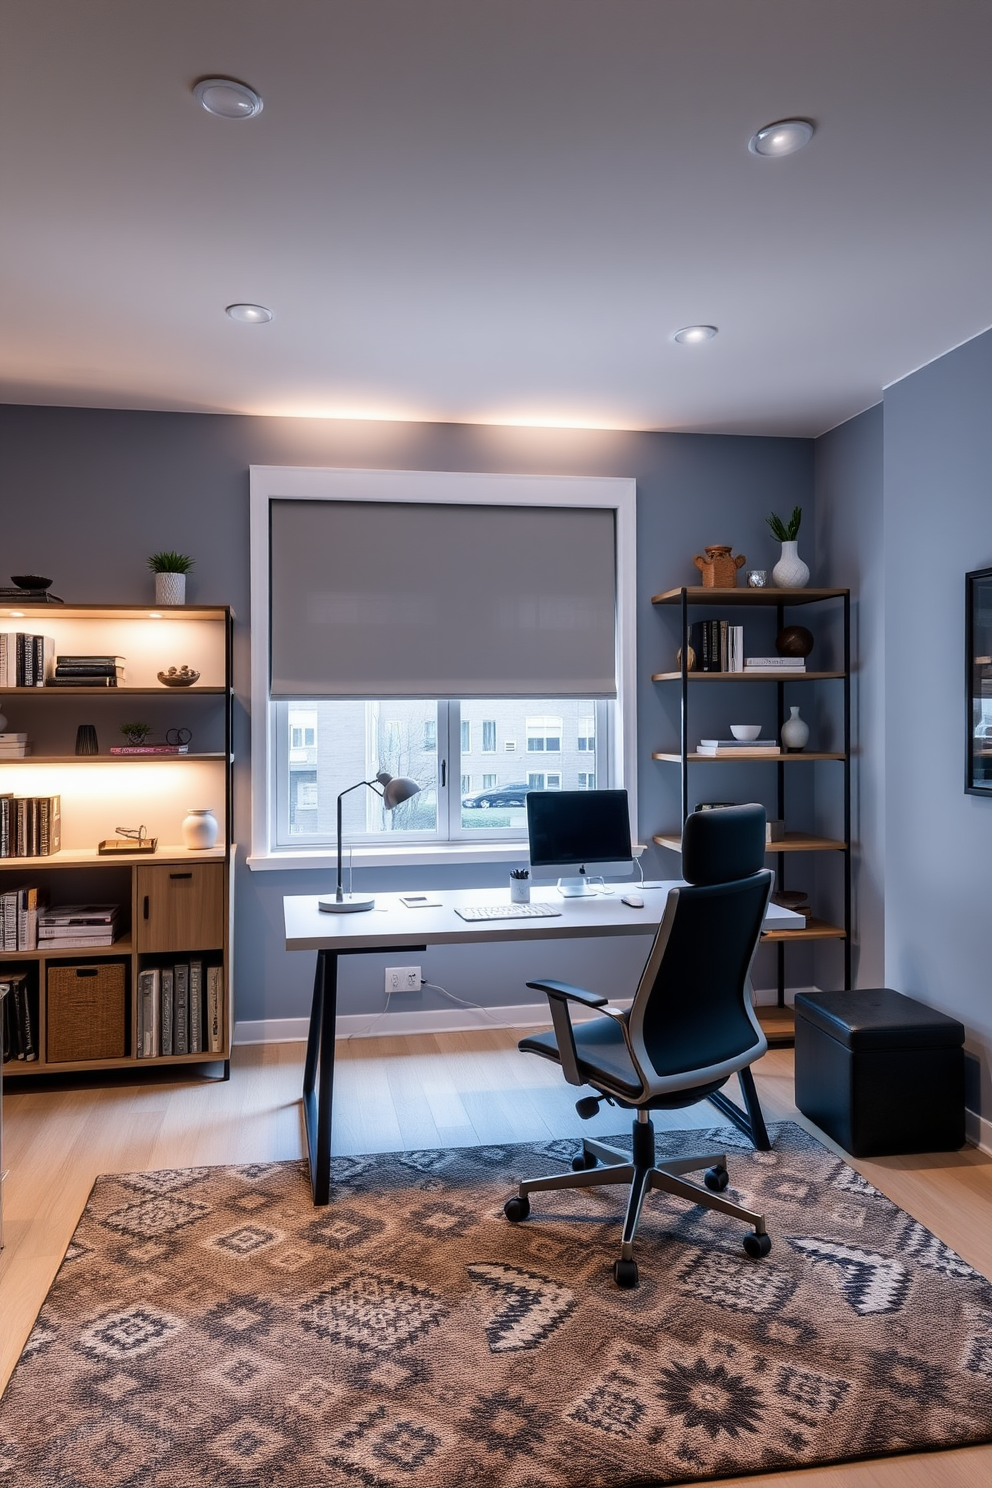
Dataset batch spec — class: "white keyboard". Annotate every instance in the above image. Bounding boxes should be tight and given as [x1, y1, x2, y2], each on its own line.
[455, 903, 562, 922]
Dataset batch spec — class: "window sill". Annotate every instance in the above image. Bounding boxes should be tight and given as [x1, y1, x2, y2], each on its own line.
[246, 841, 533, 872]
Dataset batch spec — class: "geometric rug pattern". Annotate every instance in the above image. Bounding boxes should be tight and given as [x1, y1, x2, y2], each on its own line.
[2, 1123, 991, 1486]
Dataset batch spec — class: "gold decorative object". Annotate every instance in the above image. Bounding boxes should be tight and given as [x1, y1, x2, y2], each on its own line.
[675, 645, 697, 672]
[693, 545, 746, 588]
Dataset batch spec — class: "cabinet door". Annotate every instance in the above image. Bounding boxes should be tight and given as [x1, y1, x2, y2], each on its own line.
[137, 863, 225, 952]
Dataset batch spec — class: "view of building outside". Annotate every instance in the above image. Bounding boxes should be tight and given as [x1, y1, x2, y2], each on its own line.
[285, 698, 600, 840]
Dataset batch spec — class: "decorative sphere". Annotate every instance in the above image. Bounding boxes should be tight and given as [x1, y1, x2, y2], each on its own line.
[775, 625, 814, 658]
[675, 645, 697, 672]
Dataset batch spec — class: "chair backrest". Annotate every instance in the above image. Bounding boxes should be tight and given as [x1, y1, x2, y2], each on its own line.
[626, 805, 772, 1096]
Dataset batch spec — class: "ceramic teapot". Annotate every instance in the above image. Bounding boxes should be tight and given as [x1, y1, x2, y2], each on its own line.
[693, 545, 747, 588]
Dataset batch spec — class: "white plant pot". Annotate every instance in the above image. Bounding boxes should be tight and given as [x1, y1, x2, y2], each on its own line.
[155, 572, 186, 606]
[771, 540, 810, 590]
[781, 706, 810, 752]
[182, 809, 219, 850]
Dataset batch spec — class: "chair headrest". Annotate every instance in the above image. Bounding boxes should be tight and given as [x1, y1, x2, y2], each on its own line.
[682, 804, 767, 886]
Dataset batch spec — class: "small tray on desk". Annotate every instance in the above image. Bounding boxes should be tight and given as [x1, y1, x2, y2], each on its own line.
[98, 837, 158, 855]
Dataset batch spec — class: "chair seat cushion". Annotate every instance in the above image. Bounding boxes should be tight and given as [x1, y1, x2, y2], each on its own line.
[519, 1018, 728, 1107]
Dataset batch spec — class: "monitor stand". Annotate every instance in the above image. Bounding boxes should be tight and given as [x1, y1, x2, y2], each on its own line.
[557, 875, 604, 898]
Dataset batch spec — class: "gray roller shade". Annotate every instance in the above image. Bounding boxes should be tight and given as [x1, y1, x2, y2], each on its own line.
[270, 499, 617, 699]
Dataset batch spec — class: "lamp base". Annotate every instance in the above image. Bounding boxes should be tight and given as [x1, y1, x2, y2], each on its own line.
[318, 893, 376, 914]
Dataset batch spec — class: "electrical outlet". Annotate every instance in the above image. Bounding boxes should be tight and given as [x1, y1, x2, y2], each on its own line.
[385, 965, 422, 994]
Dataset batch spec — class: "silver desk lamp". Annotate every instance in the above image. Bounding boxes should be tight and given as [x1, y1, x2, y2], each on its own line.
[318, 771, 421, 913]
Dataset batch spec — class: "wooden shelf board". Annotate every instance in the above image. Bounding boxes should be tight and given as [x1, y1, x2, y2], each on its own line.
[653, 831, 846, 854]
[755, 1005, 795, 1044]
[0, 604, 231, 621]
[651, 671, 844, 682]
[2, 1048, 229, 1075]
[0, 754, 227, 764]
[5, 686, 228, 696]
[651, 587, 848, 607]
[1, 936, 133, 961]
[760, 916, 846, 943]
[652, 751, 846, 763]
[0, 845, 227, 867]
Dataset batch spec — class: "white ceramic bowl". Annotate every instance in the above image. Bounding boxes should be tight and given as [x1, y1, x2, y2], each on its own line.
[730, 724, 762, 741]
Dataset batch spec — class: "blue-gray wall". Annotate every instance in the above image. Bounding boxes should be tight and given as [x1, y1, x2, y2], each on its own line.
[813, 404, 884, 989]
[880, 329, 992, 1118]
[0, 405, 812, 1022]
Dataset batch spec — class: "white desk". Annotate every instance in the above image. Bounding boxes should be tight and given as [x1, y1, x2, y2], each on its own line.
[284, 884, 802, 1203]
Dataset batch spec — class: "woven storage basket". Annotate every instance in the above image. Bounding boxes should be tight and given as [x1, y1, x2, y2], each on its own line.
[47, 962, 127, 1063]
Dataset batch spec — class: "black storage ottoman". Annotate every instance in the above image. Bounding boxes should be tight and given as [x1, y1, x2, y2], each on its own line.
[794, 988, 965, 1157]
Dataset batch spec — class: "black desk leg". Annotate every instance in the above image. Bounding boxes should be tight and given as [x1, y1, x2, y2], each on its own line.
[302, 949, 338, 1205]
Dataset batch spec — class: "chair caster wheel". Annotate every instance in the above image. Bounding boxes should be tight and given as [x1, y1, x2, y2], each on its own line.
[504, 1195, 530, 1223]
[704, 1165, 729, 1192]
[743, 1231, 772, 1259]
[613, 1258, 639, 1289]
[572, 1149, 598, 1171]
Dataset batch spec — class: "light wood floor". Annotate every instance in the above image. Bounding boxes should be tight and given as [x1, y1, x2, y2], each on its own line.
[2, 1032, 991, 1488]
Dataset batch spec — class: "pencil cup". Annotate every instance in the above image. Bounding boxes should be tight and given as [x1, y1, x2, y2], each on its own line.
[509, 875, 530, 903]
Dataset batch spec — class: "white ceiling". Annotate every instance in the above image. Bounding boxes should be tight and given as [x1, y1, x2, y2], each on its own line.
[2, 1, 991, 437]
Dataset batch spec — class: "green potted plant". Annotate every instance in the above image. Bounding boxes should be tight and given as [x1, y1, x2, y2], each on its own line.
[765, 507, 809, 589]
[148, 550, 194, 606]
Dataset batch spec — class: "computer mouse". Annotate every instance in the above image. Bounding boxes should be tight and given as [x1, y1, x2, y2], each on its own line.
[621, 893, 644, 908]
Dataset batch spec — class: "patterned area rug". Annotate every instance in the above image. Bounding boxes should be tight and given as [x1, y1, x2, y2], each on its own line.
[2, 1124, 992, 1487]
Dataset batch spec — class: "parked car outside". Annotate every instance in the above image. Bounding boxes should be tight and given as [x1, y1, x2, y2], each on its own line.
[461, 782, 531, 808]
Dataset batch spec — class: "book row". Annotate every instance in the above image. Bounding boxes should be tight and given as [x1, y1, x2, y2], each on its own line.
[137, 961, 223, 1058]
[0, 795, 61, 857]
[0, 634, 129, 687]
[687, 621, 807, 674]
[1, 971, 36, 1061]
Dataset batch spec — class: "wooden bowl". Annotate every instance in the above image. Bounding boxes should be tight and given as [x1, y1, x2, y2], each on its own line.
[157, 667, 200, 687]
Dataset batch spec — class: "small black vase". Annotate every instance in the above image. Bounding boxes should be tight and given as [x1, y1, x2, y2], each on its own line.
[75, 724, 99, 755]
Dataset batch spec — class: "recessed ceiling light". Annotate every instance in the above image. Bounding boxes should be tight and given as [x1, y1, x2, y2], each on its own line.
[672, 325, 718, 345]
[748, 119, 815, 157]
[226, 303, 273, 323]
[193, 77, 263, 120]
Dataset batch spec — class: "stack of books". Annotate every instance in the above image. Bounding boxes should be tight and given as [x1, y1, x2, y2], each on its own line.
[0, 795, 61, 857]
[0, 632, 55, 686]
[37, 903, 121, 948]
[47, 654, 126, 687]
[1, 971, 37, 1062]
[1, 885, 47, 950]
[692, 622, 744, 673]
[697, 738, 781, 757]
[137, 960, 224, 1058]
[0, 733, 30, 759]
[0, 585, 62, 605]
[744, 655, 807, 675]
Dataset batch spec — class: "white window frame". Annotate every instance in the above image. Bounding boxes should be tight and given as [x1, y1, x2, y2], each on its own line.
[248, 465, 637, 869]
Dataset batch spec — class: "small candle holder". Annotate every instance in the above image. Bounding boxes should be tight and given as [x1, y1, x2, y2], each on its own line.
[746, 570, 767, 588]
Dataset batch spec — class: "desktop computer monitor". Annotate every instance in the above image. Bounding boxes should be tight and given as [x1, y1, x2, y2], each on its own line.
[526, 789, 634, 896]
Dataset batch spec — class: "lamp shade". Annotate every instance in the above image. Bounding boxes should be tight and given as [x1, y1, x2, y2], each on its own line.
[377, 773, 421, 810]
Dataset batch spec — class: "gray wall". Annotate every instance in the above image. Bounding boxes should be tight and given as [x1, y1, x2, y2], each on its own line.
[812, 404, 885, 989]
[879, 328, 992, 1117]
[0, 404, 812, 1023]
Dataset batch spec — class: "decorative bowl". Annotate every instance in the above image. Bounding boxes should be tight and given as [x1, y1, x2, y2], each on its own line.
[157, 666, 200, 687]
[10, 574, 52, 590]
[730, 724, 762, 741]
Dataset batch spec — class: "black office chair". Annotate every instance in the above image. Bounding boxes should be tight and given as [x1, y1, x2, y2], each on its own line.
[504, 803, 775, 1288]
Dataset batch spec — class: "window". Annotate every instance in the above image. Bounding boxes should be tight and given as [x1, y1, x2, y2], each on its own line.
[577, 772, 594, 790]
[528, 772, 545, 790]
[250, 465, 636, 864]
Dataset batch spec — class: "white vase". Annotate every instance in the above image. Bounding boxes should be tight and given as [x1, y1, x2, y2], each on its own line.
[182, 808, 218, 850]
[781, 706, 810, 752]
[155, 572, 186, 606]
[771, 540, 810, 590]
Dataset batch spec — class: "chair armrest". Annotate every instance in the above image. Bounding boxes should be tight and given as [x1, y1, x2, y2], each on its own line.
[526, 979, 607, 1008]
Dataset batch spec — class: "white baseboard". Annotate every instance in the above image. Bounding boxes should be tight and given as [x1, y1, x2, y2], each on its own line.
[234, 984, 799, 1045]
[965, 1107, 992, 1155]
